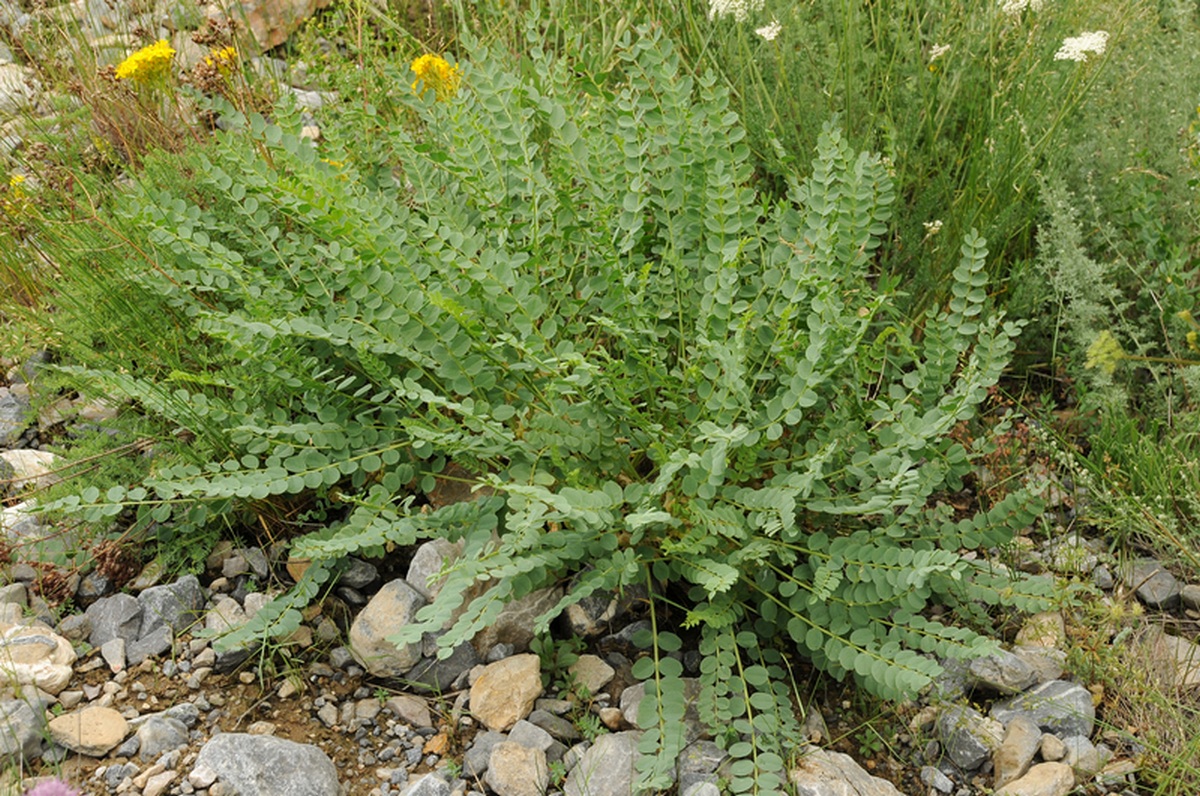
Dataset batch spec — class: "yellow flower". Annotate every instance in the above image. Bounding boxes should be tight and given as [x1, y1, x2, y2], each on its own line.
[2, 174, 28, 216]
[204, 46, 237, 71]
[1084, 330, 1125, 375]
[115, 40, 176, 82]
[411, 54, 461, 102]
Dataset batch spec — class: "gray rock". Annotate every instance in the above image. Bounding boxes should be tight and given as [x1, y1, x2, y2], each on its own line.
[564, 731, 641, 796]
[1092, 565, 1114, 590]
[562, 582, 644, 639]
[405, 641, 480, 694]
[348, 578, 426, 677]
[400, 773, 451, 796]
[938, 705, 1002, 771]
[138, 575, 205, 638]
[339, 557, 379, 590]
[0, 386, 29, 446]
[1061, 735, 1103, 778]
[86, 593, 143, 648]
[1121, 558, 1181, 608]
[464, 731, 507, 778]
[405, 539, 462, 600]
[920, 766, 953, 793]
[137, 716, 189, 761]
[106, 762, 139, 790]
[385, 694, 433, 729]
[1181, 584, 1200, 610]
[620, 678, 705, 742]
[193, 733, 339, 796]
[471, 587, 563, 655]
[676, 740, 726, 794]
[509, 719, 556, 753]
[528, 709, 580, 742]
[990, 680, 1095, 739]
[993, 715, 1041, 788]
[968, 650, 1038, 694]
[1011, 647, 1066, 685]
[127, 624, 173, 665]
[788, 745, 904, 796]
[1045, 535, 1099, 575]
[682, 783, 720, 796]
[486, 741, 549, 796]
[0, 699, 44, 761]
[929, 657, 970, 703]
[56, 613, 91, 642]
[75, 571, 113, 605]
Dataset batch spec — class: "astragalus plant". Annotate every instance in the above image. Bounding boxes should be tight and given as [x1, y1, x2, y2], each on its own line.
[42, 22, 1051, 794]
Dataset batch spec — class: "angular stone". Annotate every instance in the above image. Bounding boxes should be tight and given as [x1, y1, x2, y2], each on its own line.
[1040, 734, 1066, 761]
[569, 655, 615, 695]
[1182, 583, 1200, 610]
[1061, 735, 1103, 779]
[620, 678, 705, 742]
[138, 575, 205, 638]
[386, 694, 433, 729]
[0, 699, 45, 762]
[938, 705, 1002, 771]
[405, 539, 462, 600]
[400, 772, 451, 796]
[993, 715, 1041, 788]
[564, 731, 641, 796]
[528, 709, 580, 742]
[193, 732, 339, 796]
[1142, 627, 1200, 688]
[0, 622, 77, 694]
[100, 637, 125, 673]
[86, 593, 143, 648]
[788, 745, 904, 796]
[0, 386, 29, 446]
[486, 741, 549, 796]
[338, 557, 378, 590]
[0, 449, 60, 493]
[471, 587, 562, 655]
[990, 680, 1095, 739]
[1011, 647, 1066, 685]
[127, 624, 173, 665]
[405, 641, 480, 693]
[136, 716, 189, 761]
[470, 654, 543, 732]
[48, 706, 129, 756]
[994, 762, 1074, 796]
[1121, 558, 1181, 609]
[676, 740, 727, 794]
[348, 579, 426, 677]
[968, 649, 1037, 694]
[464, 731, 507, 778]
[562, 581, 646, 639]
[920, 766, 953, 793]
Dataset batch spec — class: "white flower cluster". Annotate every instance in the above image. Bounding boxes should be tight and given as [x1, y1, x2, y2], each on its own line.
[1000, 0, 1046, 16]
[930, 44, 951, 61]
[756, 19, 782, 41]
[1054, 30, 1109, 62]
[708, 0, 764, 22]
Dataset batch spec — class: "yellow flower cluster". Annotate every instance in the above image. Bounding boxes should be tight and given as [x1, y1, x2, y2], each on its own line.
[115, 40, 176, 82]
[2, 174, 27, 216]
[204, 46, 237, 71]
[411, 54, 461, 102]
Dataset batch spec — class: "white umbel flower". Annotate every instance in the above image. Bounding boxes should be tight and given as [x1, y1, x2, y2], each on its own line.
[930, 44, 951, 61]
[708, 0, 764, 22]
[1000, 0, 1046, 15]
[1054, 30, 1109, 62]
[756, 19, 782, 41]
